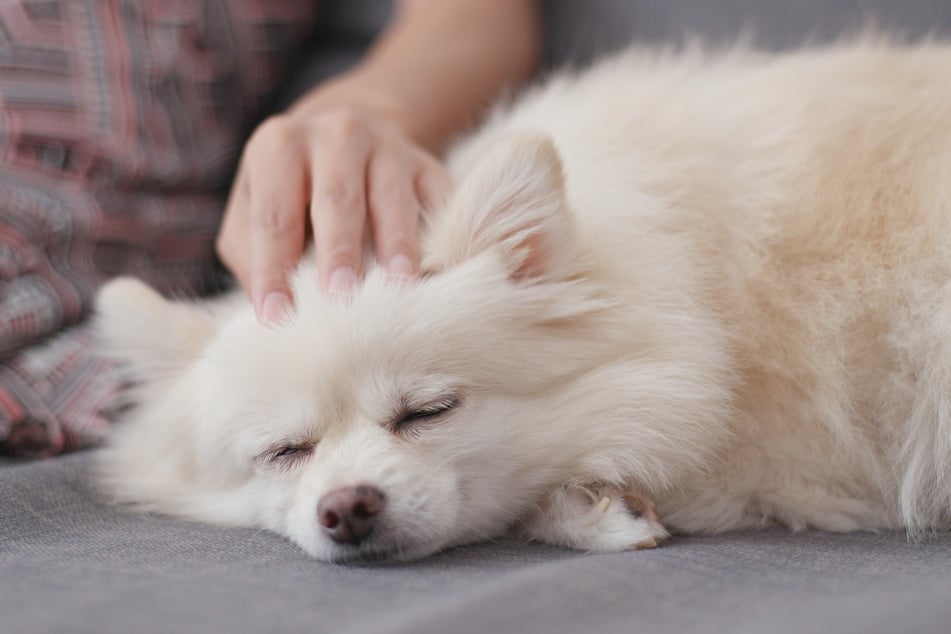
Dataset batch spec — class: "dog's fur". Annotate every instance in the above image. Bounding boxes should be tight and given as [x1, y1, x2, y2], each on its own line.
[96, 39, 951, 562]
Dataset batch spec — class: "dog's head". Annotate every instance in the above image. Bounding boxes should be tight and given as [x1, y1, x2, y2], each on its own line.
[96, 134, 617, 562]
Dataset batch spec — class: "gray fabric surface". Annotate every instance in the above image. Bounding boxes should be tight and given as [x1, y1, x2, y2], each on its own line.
[543, 0, 951, 64]
[274, 0, 951, 108]
[273, 0, 951, 109]
[6, 2, 951, 633]
[3, 453, 951, 634]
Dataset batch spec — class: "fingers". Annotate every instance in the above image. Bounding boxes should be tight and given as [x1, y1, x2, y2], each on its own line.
[368, 149, 422, 277]
[369, 150, 452, 279]
[415, 155, 452, 218]
[309, 114, 373, 293]
[217, 109, 454, 319]
[216, 160, 253, 290]
[245, 118, 309, 322]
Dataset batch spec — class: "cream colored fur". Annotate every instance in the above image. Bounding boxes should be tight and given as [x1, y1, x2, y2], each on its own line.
[96, 39, 951, 562]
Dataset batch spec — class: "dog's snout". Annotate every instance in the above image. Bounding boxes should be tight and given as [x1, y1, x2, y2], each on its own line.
[317, 485, 386, 545]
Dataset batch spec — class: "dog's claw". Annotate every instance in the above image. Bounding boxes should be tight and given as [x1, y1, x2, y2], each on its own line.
[523, 481, 669, 552]
[631, 536, 658, 550]
[593, 495, 612, 515]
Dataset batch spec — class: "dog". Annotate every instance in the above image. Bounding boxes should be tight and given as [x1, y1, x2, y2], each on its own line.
[95, 39, 951, 562]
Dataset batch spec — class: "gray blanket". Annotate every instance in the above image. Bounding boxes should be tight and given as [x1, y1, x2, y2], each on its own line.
[2, 454, 950, 634]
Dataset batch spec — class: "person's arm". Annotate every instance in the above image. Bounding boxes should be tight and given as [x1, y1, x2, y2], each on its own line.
[217, 0, 541, 322]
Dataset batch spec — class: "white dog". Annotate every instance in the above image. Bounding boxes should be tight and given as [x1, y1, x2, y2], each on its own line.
[96, 39, 951, 562]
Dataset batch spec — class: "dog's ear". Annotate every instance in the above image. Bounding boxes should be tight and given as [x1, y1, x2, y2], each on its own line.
[95, 277, 216, 380]
[422, 132, 574, 280]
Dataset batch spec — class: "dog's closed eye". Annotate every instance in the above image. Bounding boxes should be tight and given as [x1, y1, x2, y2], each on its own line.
[392, 394, 461, 436]
[257, 442, 317, 470]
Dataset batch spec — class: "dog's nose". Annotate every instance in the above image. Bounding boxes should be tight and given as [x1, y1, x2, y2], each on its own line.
[317, 485, 386, 545]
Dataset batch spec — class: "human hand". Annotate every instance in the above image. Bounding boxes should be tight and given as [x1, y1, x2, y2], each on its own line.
[216, 105, 451, 323]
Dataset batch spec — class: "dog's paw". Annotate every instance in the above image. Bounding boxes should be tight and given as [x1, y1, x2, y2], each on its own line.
[523, 482, 668, 552]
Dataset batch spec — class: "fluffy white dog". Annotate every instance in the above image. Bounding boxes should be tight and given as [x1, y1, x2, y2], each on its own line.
[96, 39, 951, 562]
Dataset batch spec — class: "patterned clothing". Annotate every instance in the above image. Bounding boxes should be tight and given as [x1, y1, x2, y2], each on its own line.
[0, 1, 317, 457]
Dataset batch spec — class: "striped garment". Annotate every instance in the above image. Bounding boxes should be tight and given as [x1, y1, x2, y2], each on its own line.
[0, 1, 317, 457]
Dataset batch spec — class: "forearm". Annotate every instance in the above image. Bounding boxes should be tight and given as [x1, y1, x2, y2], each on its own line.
[289, 0, 541, 153]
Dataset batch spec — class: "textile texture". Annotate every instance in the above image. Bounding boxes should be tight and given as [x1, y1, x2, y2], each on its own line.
[2, 454, 950, 634]
[0, 0, 316, 456]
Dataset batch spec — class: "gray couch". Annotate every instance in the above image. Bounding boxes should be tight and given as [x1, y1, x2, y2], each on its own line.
[4, 2, 951, 633]
[5, 455, 951, 634]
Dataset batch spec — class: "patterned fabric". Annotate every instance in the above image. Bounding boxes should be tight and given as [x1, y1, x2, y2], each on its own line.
[0, 0, 317, 457]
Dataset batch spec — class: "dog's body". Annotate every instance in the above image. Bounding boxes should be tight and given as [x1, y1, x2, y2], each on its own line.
[97, 40, 951, 562]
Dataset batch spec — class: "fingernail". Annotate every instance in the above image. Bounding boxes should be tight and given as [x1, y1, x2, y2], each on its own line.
[260, 291, 292, 324]
[328, 266, 357, 294]
[387, 254, 415, 278]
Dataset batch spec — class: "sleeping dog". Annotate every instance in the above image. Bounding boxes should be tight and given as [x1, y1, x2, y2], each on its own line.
[96, 39, 951, 562]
